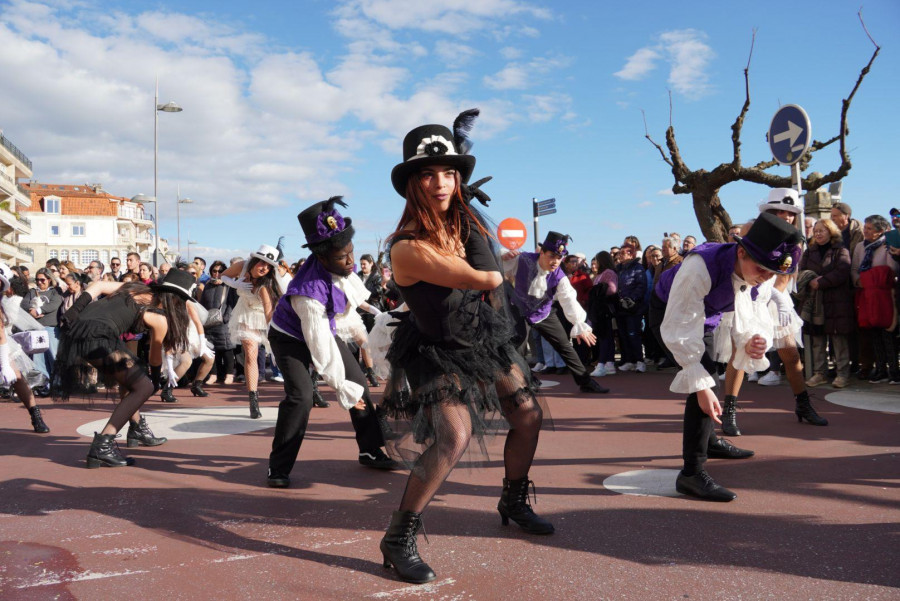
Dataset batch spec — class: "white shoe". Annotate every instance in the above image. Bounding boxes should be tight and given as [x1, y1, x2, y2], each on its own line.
[590, 364, 606, 377]
[532, 362, 546, 373]
[718, 372, 726, 381]
[272, 375, 284, 383]
[758, 371, 783, 386]
[619, 362, 636, 372]
[635, 361, 646, 373]
[604, 362, 616, 375]
[748, 372, 759, 382]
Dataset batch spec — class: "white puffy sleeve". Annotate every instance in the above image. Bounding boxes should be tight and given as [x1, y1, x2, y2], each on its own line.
[292, 295, 364, 410]
[660, 255, 716, 394]
[340, 272, 371, 310]
[555, 277, 591, 336]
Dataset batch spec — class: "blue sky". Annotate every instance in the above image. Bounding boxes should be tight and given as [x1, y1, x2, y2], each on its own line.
[1, 0, 898, 264]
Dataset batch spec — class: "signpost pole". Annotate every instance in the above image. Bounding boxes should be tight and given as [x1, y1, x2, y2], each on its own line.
[532, 198, 539, 252]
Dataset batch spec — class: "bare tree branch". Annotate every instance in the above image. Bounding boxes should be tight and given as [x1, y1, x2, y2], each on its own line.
[642, 110, 674, 167]
[730, 29, 756, 168]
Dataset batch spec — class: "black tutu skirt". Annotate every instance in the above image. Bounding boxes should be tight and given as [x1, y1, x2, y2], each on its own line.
[52, 320, 141, 401]
[381, 292, 549, 469]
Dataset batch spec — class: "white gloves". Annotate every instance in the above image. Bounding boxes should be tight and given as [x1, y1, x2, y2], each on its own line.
[221, 275, 252, 291]
[769, 288, 793, 327]
[165, 354, 178, 387]
[364, 304, 382, 316]
[0, 343, 17, 386]
[199, 334, 214, 359]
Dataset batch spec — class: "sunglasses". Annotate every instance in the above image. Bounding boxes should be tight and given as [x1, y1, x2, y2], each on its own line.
[111, 263, 120, 267]
[35, 278, 48, 282]
[210, 269, 222, 274]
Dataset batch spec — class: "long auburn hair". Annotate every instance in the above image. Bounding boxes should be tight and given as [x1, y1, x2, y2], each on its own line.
[389, 169, 491, 256]
[109, 282, 190, 352]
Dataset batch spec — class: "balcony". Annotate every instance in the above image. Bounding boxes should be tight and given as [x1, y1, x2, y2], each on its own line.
[0, 134, 32, 171]
[0, 204, 32, 235]
[0, 172, 31, 207]
[0, 238, 32, 262]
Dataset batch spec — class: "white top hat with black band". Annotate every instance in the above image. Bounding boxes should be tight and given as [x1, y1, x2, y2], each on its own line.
[250, 244, 279, 268]
[758, 188, 803, 215]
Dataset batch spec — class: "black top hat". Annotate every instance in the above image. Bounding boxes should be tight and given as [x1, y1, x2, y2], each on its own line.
[733, 212, 803, 275]
[390, 109, 480, 197]
[150, 268, 196, 301]
[298, 196, 354, 248]
[538, 231, 571, 257]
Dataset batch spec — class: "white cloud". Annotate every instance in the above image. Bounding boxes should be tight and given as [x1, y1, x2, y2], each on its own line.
[656, 188, 675, 195]
[500, 46, 522, 59]
[435, 39, 479, 63]
[484, 54, 572, 90]
[614, 29, 715, 99]
[347, 0, 551, 35]
[523, 92, 572, 123]
[638, 201, 653, 208]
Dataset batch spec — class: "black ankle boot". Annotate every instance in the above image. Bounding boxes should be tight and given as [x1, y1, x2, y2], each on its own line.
[28, 406, 50, 433]
[365, 367, 379, 388]
[497, 477, 554, 534]
[160, 387, 178, 403]
[380, 510, 436, 584]
[721, 395, 741, 436]
[249, 391, 261, 419]
[190, 380, 209, 397]
[795, 391, 828, 426]
[127, 415, 168, 447]
[86, 432, 132, 468]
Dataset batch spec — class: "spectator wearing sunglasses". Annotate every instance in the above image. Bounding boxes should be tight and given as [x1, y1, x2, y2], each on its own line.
[109, 257, 123, 281]
[20, 267, 63, 389]
[200, 261, 236, 385]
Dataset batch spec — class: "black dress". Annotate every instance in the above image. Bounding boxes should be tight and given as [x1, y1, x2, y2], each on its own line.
[380, 234, 547, 467]
[53, 294, 147, 399]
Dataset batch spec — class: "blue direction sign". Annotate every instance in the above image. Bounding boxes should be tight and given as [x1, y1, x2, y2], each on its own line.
[533, 197, 556, 217]
[768, 104, 811, 166]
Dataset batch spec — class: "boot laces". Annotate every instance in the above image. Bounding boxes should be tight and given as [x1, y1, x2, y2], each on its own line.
[512, 479, 538, 508]
[402, 516, 428, 552]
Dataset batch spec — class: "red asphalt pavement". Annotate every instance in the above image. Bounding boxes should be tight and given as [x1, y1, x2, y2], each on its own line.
[0, 370, 897, 601]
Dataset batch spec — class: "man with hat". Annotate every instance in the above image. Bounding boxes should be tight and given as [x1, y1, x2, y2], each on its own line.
[650, 212, 802, 501]
[502, 231, 608, 393]
[266, 197, 395, 489]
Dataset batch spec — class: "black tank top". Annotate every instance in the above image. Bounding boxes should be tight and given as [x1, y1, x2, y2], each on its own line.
[78, 293, 144, 335]
[391, 234, 481, 347]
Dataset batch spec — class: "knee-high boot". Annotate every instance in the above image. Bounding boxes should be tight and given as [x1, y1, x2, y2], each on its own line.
[721, 395, 740, 436]
[249, 391, 261, 419]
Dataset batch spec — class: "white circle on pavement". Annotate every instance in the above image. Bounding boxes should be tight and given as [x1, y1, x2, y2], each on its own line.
[603, 469, 681, 497]
[824, 390, 900, 414]
[76, 406, 279, 440]
[538, 380, 559, 388]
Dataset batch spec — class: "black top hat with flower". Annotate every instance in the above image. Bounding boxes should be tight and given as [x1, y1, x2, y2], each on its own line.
[150, 268, 196, 301]
[298, 196, 355, 249]
[733, 212, 804, 275]
[538, 231, 571, 257]
[391, 109, 480, 197]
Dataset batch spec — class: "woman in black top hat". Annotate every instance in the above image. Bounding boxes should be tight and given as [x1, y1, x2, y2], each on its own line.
[53, 270, 193, 468]
[378, 110, 552, 584]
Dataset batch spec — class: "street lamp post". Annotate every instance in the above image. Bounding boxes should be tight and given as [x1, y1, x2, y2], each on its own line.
[150, 75, 182, 266]
[130, 193, 157, 262]
[176, 188, 193, 258]
[187, 239, 197, 262]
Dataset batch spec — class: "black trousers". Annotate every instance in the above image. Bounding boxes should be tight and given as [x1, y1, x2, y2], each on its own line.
[267, 329, 385, 477]
[648, 292, 719, 474]
[531, 310, 590, 385]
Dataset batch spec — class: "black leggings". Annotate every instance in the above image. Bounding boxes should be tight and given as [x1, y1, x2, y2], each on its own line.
[214, 348, 235, 381]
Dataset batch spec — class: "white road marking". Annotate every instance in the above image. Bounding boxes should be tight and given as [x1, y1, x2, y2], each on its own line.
[369, 578, 458, 598]
[76, 406, 279, 440]
[603, 469, 680, 497]
[824, 390, 900, 414]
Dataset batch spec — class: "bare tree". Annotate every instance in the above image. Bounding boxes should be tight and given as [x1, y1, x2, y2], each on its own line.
[644, 11, 880, 242]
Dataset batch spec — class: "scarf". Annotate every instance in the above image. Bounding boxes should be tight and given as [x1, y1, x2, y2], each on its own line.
[859, 236, 885, 273]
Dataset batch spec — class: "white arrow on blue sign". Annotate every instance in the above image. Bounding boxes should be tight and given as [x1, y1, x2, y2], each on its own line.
[768, 104, 811, 166]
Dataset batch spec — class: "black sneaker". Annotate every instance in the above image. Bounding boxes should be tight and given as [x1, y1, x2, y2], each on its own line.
[869, 370, 889, 384]
[579, 379, 609, 394]
[358, 448, 397, 470]
[267, 469, 290, 488]
[707, 437, 754, 459]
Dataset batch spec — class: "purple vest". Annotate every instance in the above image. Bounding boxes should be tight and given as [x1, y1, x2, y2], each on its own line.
[271, 256, 347, 341]
[512, 252, 567, 324]
[655, 243, 739, 332]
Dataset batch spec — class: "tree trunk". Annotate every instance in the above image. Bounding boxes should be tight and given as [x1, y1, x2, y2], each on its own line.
[691, 186, 731, 243]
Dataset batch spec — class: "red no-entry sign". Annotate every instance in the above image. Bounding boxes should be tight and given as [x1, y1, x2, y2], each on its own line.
[497, 217, 528, 250]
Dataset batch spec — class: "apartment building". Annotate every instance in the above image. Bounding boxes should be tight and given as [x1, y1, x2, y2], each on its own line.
[0, 131, 35, 265]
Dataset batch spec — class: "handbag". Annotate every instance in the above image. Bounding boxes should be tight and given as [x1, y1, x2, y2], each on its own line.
[204, 286, 227, 328]
[13, 330, 51, 355]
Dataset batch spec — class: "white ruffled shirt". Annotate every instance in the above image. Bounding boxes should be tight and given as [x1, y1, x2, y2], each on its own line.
[503, 256, 592, 337]
[269, 273, 365, 410]
[661, 254, 774, 394]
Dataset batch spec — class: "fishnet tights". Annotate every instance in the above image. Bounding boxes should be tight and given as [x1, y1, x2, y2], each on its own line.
[242, 340, 259, 392]
[398, 363, 543, 513]
[88, 350, 153, 434]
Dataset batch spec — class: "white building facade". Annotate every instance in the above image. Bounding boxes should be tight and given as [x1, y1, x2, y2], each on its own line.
[0, 131, 35, 265]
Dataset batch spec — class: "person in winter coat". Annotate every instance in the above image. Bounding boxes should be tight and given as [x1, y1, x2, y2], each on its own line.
[615, 243, 647, 372]
[800, 219, 854, 388]
[200, 261, 237, 385]
[21, 267, 63, 385]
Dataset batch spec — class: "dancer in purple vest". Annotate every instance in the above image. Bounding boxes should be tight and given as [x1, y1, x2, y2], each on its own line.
[502, 232, 609, 394]
[649, 213, 801, 501]
[265, 197, 396, 489]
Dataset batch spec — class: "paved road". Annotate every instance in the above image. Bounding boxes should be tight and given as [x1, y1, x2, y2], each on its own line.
[1, 372, 897, 600]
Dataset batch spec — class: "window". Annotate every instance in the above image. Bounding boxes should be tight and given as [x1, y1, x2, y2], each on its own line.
[60, 249, 68, 261]
[72, 223, 86, 236]
[45, 197, 60, 214]
[100, 250, 109, 265]
[82, 249, 99, 265]
[71, 250, 80, 265]
[49, 249, 58, 259]
[50, 224, 59, 236]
